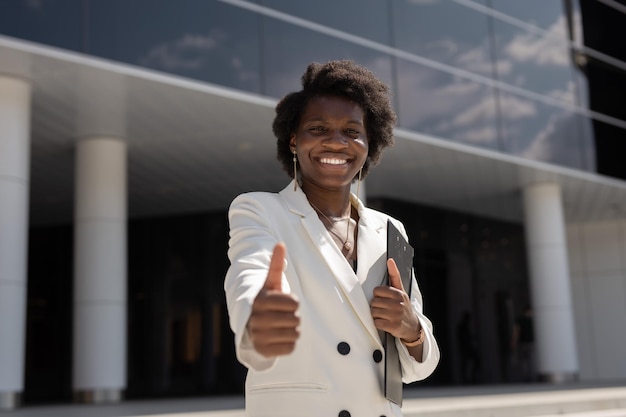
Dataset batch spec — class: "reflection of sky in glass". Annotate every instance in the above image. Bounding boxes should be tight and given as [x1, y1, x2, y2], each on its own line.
[395, 59, 500, 149]
[0, 0, 83, 52]
[488, 1, 594, 169]
[0, 0, 598, 171]
[499, 94, 589, 168]
[262, 19, 393, 99]
[88, 0, 262, 93]
[262, 0, 390, 44]
[389, 0, 595, 169]
[491, 13, 575, 102]
[490, 0, 567, 31]
[393, 0, 492, 74]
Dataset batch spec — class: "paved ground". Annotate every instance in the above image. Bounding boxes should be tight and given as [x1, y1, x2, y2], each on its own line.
[2, 382, 626, 417]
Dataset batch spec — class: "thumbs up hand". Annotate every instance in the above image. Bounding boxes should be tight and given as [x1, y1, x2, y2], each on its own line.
[371, 258, 421, 342]
[247, 243, 300, 358]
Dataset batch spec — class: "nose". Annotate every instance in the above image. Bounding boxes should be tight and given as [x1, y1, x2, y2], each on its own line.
[324, 129, 348, 148]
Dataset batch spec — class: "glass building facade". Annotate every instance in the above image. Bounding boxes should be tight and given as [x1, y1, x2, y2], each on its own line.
[0, 0, 605, 171]
[2, 0, 625, 406]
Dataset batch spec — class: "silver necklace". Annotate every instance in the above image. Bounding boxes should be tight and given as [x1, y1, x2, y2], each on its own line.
[309, 201, 354, 251]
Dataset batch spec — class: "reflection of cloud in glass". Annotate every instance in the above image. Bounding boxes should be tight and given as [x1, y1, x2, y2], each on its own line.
[266, 53, 393, 100]
[139, 30, 259, 87]
[231, 57, 258, 83]
[521, 113, 561, 160]
[398, 70, 475, 122]
[23, 0, 43, 10]
[499, 95, 537, 120]
[456, 43, 512, 75]
[546, 80, 576, 105]
[417, 38, 461, 65]
[396, 64, 499, 146]
[462, 126, 499, 144]
[141, 31, 225, 70]
[434, 94, 535, 144]
[520, 111, 588, 169]
[503, 15, 569, 66]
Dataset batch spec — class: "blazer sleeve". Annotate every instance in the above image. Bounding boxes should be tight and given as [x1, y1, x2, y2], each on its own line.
[223, 193, 291, 372]
[391, 220, 441, 383]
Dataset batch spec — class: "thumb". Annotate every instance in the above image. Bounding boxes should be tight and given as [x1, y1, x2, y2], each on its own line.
[263, 242, 287, 291]
[387, 258, 405, 292]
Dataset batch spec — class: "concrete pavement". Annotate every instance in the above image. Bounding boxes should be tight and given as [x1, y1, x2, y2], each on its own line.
[2, 382, 625, 417]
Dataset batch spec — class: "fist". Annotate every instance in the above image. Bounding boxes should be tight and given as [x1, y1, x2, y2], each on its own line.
[247, 243, 300, 357]
[371, 258, 421, 341]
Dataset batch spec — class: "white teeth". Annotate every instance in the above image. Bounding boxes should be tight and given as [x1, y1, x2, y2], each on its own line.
[320, 158, 347, 165]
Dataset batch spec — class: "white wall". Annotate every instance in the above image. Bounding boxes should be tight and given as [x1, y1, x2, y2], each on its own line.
[567, 220, 626, 380]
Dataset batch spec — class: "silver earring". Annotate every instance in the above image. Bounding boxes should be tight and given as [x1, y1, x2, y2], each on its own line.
[293, 151, 298, 191]
[356, 167, 362, 201]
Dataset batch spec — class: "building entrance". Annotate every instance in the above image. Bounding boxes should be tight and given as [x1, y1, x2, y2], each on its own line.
[24, 200, 532, 404]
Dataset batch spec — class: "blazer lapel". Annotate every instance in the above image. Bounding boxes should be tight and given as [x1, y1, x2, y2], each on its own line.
[279, 182, 383, 347]
[353, 196, 387, 290]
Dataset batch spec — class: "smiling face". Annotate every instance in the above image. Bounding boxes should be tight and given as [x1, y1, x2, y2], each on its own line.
[290, 95, 368, 193]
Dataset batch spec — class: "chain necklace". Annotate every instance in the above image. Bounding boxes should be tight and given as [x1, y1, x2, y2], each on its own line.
[309, 200, 354, 252]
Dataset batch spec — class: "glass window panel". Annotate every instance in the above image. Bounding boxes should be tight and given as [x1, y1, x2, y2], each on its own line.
[578, 112, 597, 172]
[489, 1, 578, 102]
[261, 0, 391, 44]
[88, 0, 262, 93]
[391, 0, 493, 76]
[0, 0, 84, 52]
[590, 117, 626, 179]
[262, 19, 394, 100]
[395, 59, 501, 151]
[487, 1, 595, 169]
[499, 93, 593, 170]
[489, 0, 568, 32]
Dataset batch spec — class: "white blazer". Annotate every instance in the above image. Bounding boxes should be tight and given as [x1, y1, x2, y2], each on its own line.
[225, 181, 440, 417]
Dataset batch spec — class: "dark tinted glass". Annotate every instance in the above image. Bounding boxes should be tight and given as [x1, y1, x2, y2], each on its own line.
[88, 0, 262, 93]
[395, 59, 501, 150]
[391, 0, 499, 149]
[262, 0, 391, 44]
[0, 0, 84, 52]
[262, 18, 394, 99]
[488, 0, 594, 169]
[490, 0, 567, 31]
[489, 4, 577, 99]
[392, 0, 492, 73]
[499, 93, 594, 169]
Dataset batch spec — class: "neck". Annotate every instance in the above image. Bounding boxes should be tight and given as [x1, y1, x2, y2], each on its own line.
[302, 184, 352, 218]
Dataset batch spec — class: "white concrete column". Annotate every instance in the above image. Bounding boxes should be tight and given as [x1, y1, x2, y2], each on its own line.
[73, 138, 127, 402]
[0, 76, 31, 409]
[0, 76, 31, 410]
[522, 183, 579, 382]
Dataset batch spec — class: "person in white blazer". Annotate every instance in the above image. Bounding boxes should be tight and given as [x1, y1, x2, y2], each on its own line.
[225, 60, 440, 417]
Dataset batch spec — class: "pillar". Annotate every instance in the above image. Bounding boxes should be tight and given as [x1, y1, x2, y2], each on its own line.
[73, 138, 127, 402]
[0, 76, 31, 409]
[522, 183, 579, 382]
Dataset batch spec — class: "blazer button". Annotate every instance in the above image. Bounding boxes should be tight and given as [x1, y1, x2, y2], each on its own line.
[338, 410, 351, 417]
[373, 349, 383, 363]
[337, 342, 350, 355]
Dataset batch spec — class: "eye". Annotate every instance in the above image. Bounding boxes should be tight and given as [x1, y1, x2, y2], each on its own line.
[346, 128, 361, 137]
[308, 126, 326, 133]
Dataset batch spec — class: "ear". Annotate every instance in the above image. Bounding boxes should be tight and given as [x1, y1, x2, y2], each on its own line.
[289, 134, 296, 152]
